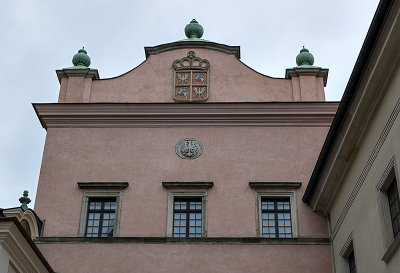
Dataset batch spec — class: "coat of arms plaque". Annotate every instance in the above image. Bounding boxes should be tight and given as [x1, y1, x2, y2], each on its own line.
[172, 51, 210, 102]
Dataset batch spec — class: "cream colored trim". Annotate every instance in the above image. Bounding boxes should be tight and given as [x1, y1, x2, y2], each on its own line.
[0, 220, 53, 272]
[78, 190, 123, 237]
[253, 189, 298, 238]
[2, 209, 40, 240]
[166, 189, 208, 237]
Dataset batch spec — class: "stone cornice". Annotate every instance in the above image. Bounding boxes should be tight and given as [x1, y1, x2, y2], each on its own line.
[285, 67, 329, 87]
[33, 102, 338, 129]
[56, 68, 100, 83]
[144, 41, 241, 59]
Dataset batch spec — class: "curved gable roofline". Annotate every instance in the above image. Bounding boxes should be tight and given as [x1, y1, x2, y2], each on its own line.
[144, 40, 241, 59]
[97, 52, 284, 81]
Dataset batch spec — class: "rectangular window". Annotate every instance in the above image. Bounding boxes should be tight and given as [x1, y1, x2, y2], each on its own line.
[163, 182, 213, 238]
[348, 250, 356, 273]
[173, 198, 202, 238]
[77, 182, 128, 237]
[85, 198, 116, 237]
[376, 158, 400, 262]
[387, 178, 400, 237]
[339, 232, 356, 273]
[250, 183, 300, 238]
[261, 198, 292, 238]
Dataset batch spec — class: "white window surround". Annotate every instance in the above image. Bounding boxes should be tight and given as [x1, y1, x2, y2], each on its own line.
[249, 182, 300, 238]
[376, 156, 400, 262]
[162, 182, 213, 238]
[77, 182, 128, 237]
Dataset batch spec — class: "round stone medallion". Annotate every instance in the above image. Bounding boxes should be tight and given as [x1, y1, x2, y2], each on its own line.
[176, 139, 203, 159]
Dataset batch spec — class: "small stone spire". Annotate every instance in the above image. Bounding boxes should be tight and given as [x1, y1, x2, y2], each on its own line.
[185, 19, 204, 39]
[296, 46, 314, 66]
[72, 47, 91, 67]
[19, 190, 31, 210]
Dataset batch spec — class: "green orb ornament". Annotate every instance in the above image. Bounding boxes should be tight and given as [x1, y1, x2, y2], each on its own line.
[185, 19, 204, 39]
[72, 47, 91, 67]
[296, 47, 314, 66]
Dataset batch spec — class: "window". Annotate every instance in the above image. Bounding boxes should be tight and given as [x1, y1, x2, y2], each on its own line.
[249, 182, 300, 238]
[261, 198, 292, 238]
[348, 250, 356, 273]
[387, 178, 400, 237]
[376, 158, 400, 262]
[339, 232, 356, 273]
[85, 198, 116, 237]
[77, 182, 128, 237]
[162, 182, 213, 238]
[173, 198, 202, 238]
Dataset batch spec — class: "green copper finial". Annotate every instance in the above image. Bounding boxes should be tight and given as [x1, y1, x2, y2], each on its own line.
[185, 19, 204, 39]
[296, 46, 314, 66]
[72, 47, 91, 67]
[19, 190, 31, 210]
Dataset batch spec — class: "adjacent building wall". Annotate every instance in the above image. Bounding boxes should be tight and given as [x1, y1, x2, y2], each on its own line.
[329, 66, 400, 272]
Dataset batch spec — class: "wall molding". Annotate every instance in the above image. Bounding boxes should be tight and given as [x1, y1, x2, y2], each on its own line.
[35, 236, 330, 245]
[33, 102, 338, 129]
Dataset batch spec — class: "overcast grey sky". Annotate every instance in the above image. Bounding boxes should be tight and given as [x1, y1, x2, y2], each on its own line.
[0, 0, 380, 209]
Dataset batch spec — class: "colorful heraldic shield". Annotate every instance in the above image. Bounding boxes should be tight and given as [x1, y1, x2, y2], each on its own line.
[173, 51, 210, 102]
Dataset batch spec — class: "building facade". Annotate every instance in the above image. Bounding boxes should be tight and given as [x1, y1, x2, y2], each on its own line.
[29, 20, 337, 272]
[304, 0, 400, 272]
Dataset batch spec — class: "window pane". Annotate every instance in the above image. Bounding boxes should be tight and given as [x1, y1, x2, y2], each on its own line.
[173, 198, 202, 238]
[85, 198, 116, 237]
[388, 179, 400, 236]
[261, 198, 292, 238]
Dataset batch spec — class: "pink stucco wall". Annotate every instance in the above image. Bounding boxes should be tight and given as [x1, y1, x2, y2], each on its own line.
[34, 126, 328, 237]
[37, 243, 332, 273]
[34, 43, 333, 273]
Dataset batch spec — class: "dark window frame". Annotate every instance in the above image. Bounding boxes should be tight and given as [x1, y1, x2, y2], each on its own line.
[348, 250, 356, 273]
[173, 197, 202, 238]
[261, 197, 292, 238]
[85, 198, 116, 237]
[387, 178, 400, 237]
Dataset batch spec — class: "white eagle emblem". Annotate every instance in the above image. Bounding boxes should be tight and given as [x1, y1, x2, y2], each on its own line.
[177, 73, 189, 84]
[193, 87, 206, 98]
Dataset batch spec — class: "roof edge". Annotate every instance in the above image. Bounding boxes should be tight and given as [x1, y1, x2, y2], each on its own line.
[302, 0, 395, 205]
[145, 41, 240, 59]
